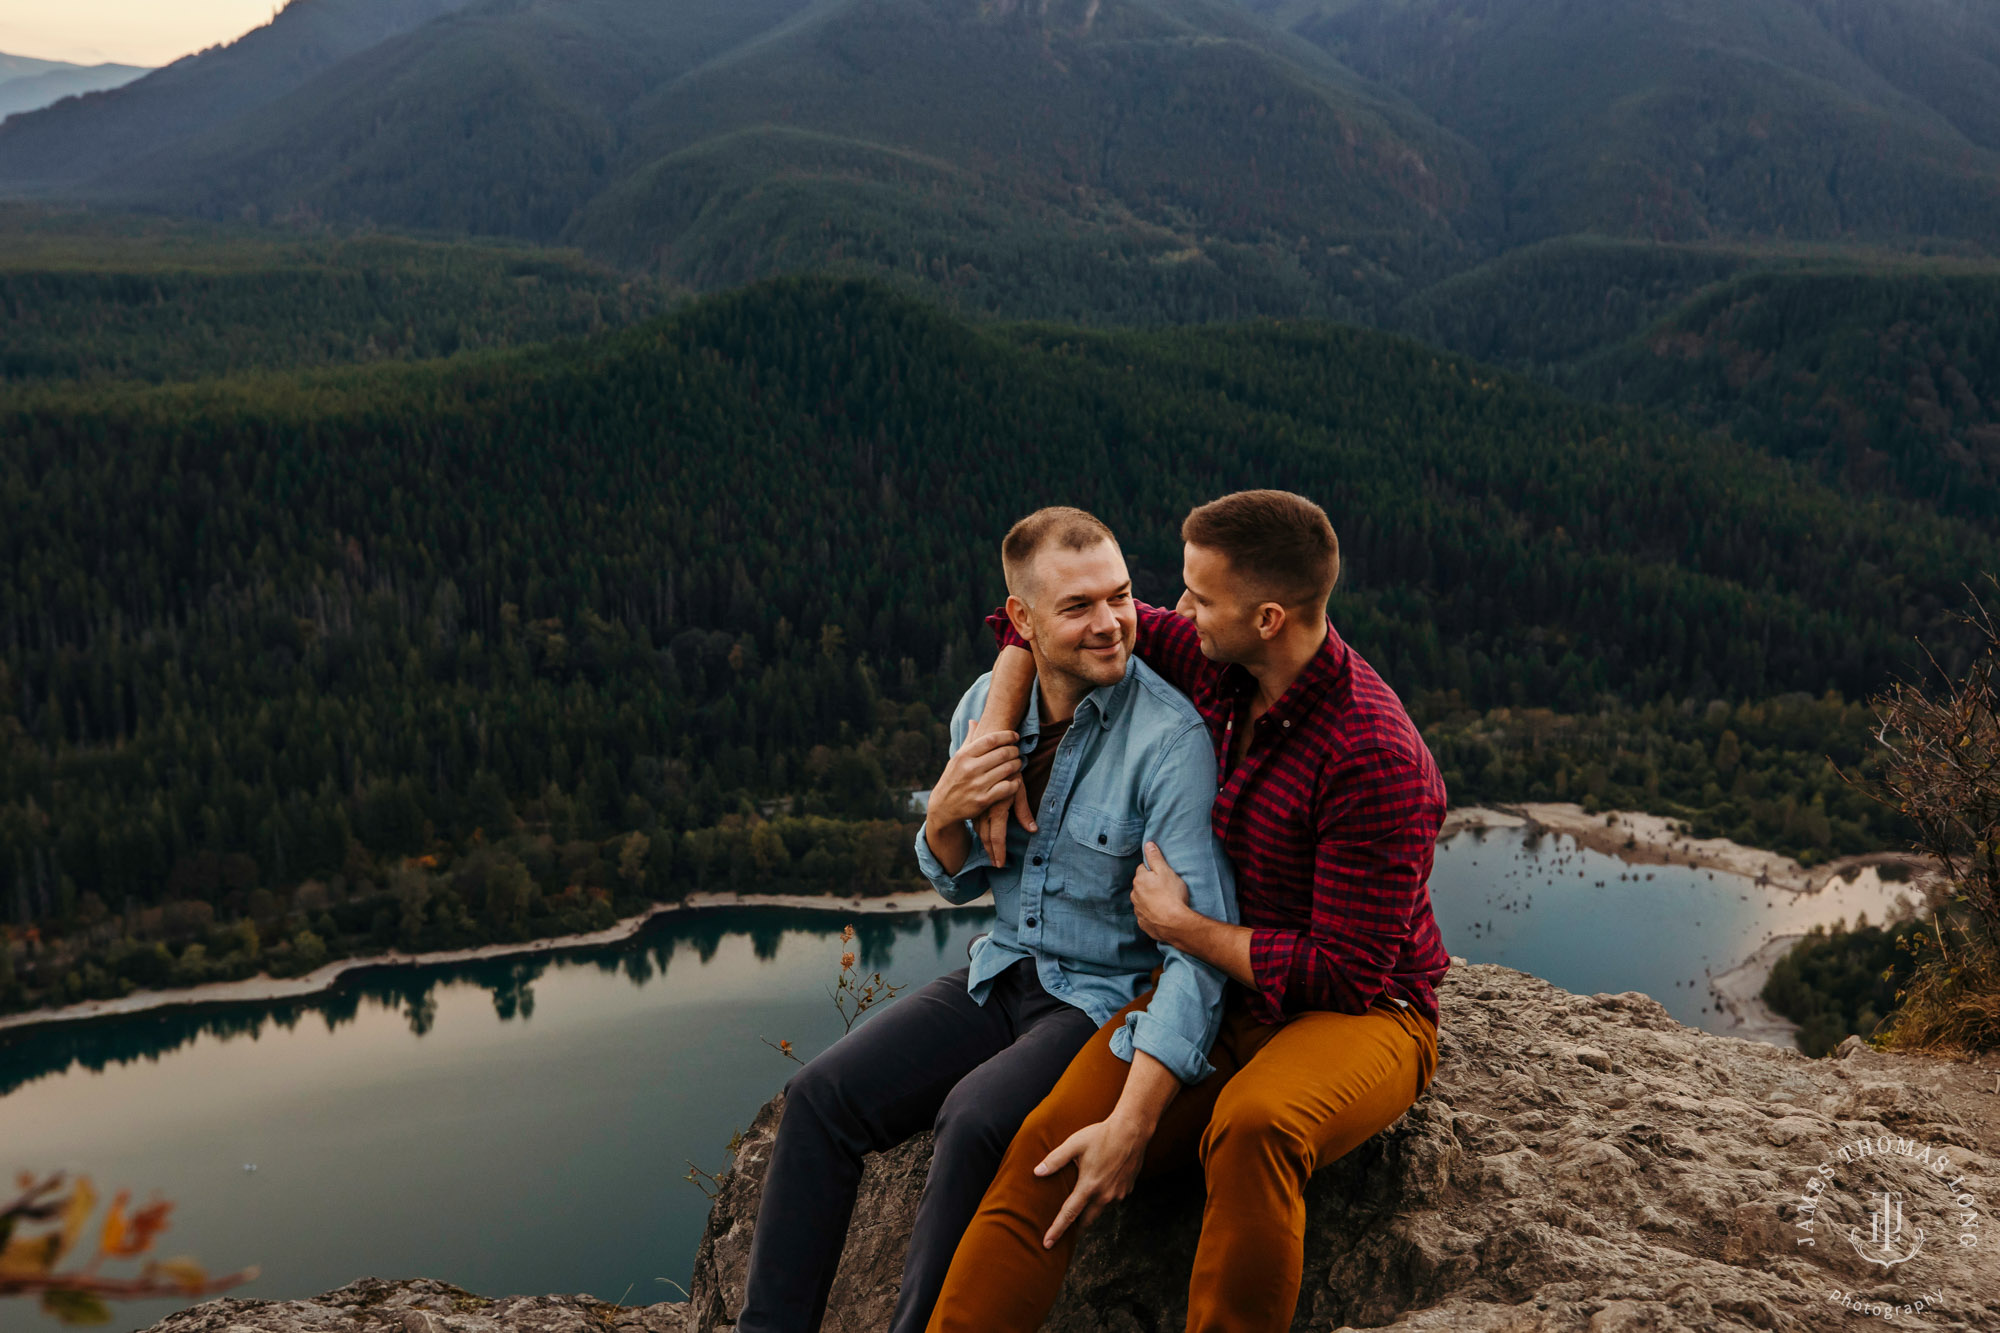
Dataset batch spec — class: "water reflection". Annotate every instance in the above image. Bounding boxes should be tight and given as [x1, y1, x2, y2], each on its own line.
[0, 907, 960, 1100]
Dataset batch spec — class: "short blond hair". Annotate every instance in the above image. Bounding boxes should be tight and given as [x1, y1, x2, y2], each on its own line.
[1002, 506, 1118, 601]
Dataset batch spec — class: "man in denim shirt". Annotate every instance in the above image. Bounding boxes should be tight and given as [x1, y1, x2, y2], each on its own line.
[734, 507, 1235, 1333]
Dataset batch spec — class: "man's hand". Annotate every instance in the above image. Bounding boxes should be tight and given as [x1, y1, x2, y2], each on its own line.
[1034, 1117, 1149, 1249]
[926, 729, 1024, 829]
[974, 783, 1037, 869]
[1131, 841, 1195, 947]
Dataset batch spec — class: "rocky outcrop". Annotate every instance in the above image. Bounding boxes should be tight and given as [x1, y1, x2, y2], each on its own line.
[141, 961, 2000, 1333]
[687, 960, 2000, 1333]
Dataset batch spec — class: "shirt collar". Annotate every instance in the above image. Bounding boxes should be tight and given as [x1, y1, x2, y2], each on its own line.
[1020, 661, 1136, 746]
[1256, 623, 1349, 727]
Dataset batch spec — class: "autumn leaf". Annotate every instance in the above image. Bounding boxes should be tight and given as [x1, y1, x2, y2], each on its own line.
[149, 1257, 211, 1294]
[55, 1179, 95, 1265]
[96, 1193, 128, 1261]
[40, 1288, 112, 1326]
[117, 1192, 174, 1256]
[0, 1233, 59, 1279]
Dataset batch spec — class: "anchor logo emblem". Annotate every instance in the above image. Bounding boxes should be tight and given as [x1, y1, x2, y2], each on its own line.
[1848, 1190, 1924, 1267]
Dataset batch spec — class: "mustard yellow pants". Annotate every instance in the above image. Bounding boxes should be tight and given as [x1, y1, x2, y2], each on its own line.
[926, 986, 1438, 1333]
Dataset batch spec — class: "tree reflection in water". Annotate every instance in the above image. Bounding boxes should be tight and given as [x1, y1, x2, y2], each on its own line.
[0, 907, 970, 1099]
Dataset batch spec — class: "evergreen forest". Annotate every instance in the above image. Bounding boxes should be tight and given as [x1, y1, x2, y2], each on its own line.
[0, 269, 1989, 1013]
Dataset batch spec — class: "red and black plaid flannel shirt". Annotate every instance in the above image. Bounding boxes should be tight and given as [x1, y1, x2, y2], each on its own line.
[989, 602, 1451, 1027]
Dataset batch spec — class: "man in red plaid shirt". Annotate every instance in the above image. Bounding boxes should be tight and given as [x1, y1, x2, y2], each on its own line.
[926, 490, 1448, 1333]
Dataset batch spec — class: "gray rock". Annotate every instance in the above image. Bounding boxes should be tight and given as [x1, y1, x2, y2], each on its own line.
[686, 963, 2000, 1333]
[138, 1278, 688, 1333]
[138, 964, 2000, 1333]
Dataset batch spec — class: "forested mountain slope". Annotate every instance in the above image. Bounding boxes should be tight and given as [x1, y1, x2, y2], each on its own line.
[72, 0, 1486, 323]
[1381, 236, 2000, 529]
[565, 0, 1488, 316]
[0, 0, 480, 192]
[6, 0, 1999, 325]
[1572, 268, 2000, 526]
[0, 279, 1983, 960]
[123, 0, 818, 243]
[1255, 0, 2000, 247]
[0, 210, 677, 382]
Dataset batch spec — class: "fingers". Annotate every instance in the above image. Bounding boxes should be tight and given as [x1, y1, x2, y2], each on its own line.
[959, 728, 1020, 758]
[1011, 781, 1038, 833]
[978, 800, 1009, 868]
[955, 746, 1023, 794]
[1043, 1185, 1088, 1250]
[971, 775, 1022, 809]
[1034, 1133, 1084, 1178]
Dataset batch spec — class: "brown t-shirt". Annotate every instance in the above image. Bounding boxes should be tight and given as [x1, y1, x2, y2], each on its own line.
[1021, 715, 1073, 820]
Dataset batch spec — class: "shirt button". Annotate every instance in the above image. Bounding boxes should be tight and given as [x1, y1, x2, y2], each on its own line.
[1025, 916, 1038, 928]
[1097, 833, 1107, 845]
[1282, 720, 1291, 728]
[1032, 855, 1043, 866]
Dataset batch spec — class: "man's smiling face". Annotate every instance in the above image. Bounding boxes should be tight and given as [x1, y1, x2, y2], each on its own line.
[1020, 539, 1137, 691]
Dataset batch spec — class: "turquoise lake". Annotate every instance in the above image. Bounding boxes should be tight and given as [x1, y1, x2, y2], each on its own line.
[0, 829, 1921, 1331]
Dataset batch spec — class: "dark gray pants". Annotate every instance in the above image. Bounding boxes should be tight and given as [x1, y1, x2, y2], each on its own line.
[734, 957, 1099, 1333]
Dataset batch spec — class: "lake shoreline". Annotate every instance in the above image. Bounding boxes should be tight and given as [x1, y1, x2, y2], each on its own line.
[1708, 933, 1807, 1046]
[0, 888, 994, 1037]
[1486, 801, 1932, 896]
[1441, 803, 1936, 1051]
[2, 805, 1932, 1040]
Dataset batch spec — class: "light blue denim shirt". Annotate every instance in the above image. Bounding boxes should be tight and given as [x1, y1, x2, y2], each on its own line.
[913, 656, 1237, 1084]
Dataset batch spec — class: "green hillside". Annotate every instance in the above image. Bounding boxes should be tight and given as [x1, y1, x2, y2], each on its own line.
[0, 210, 677, 382]
[1383, 235, 2000, 528]
[571, 0, 1487, 314]
[0, 0, 477, 191]
[1573, 267, 2000, 526]
[0, 277, 1982, 1010]
[1, 0, 1489, 324]
[1267, 0, 2000, 247]
[135, 0, 816, 241]
[7, 0, 2000, 330]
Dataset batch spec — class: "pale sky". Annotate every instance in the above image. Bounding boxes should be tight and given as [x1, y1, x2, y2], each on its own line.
[0, 0, 276, 68]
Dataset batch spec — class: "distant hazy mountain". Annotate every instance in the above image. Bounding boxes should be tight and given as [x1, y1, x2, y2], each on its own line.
[570, 0, 1490, 307]
[0, 56, 149, 120]
[81, 0, 1487, 319]
[0, 0, 480, 191]
[0, 54, 74, 82]
[3, 0, 1998, 320]
[127, 0, 821, 240]
[1252, 0, 2000, 246]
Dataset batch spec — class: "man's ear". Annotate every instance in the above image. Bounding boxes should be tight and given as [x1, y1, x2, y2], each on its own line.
[1005, 594, 1037, 645]
[1256, 601, 1288, 641]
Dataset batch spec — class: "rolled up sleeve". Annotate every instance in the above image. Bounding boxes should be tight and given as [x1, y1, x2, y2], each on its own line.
[913, 822, 992, 904]
[1108, 720, 1235, 1084]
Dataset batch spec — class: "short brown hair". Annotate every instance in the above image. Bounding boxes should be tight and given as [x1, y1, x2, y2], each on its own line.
[1181, 490, 1339, 613]
[1002, 506, 1118, 600]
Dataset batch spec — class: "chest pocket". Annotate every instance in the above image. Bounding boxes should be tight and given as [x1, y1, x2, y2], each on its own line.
[1063, 805, 1146, 896]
